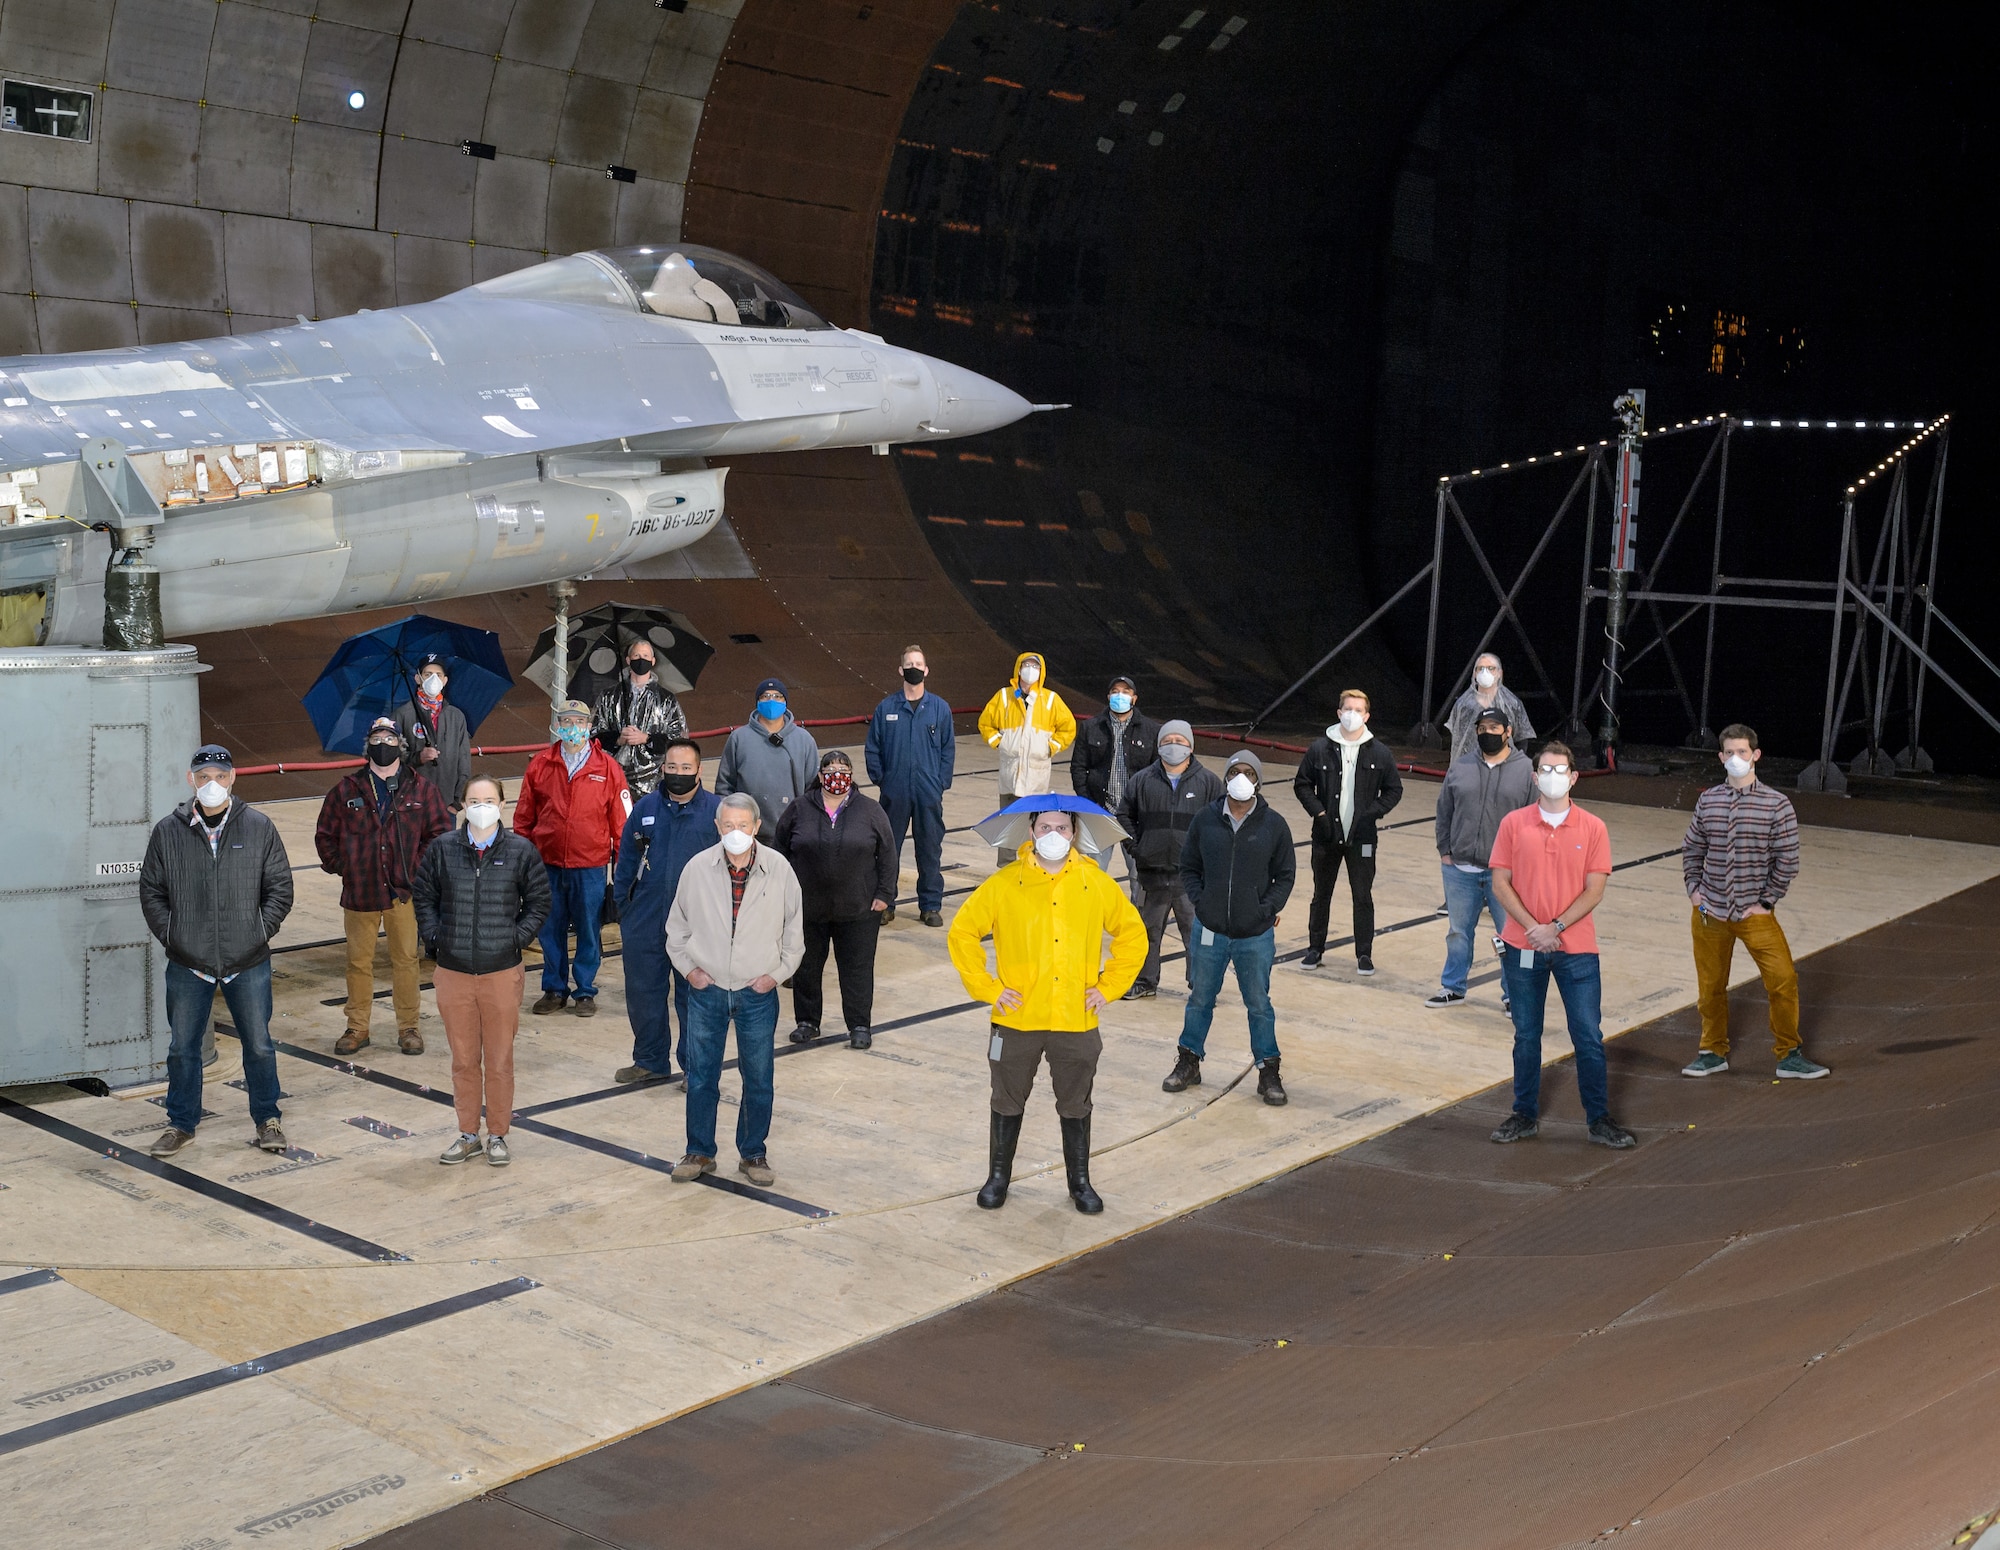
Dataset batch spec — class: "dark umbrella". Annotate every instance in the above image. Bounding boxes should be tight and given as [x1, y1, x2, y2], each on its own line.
[302, 613, 514, 754]
[522, 602, 714, 705]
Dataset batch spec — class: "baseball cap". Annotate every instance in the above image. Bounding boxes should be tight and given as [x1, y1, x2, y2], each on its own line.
[554, 699, 592, 718]
[189, 743, 233, 771]
[1474, 705, 1512, 729]
[366, 715, 400, 739]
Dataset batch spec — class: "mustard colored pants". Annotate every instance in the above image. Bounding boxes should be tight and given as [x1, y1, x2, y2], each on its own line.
[1691, 907, 1800, 1058]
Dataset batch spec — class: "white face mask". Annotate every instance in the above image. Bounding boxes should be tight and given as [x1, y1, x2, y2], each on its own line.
[465, 802, 500, 830]
[719, 828, 755, 856]
[1226, 772, 1256, 801]
[1475, 667, 1497, 688]
[422, 674, 443, 695]
[1160, 742, 1191, 766]
[1033, 830, 1071, 862]
[1723, 754, 1754, 779]
[1337, 709, 1366, 734]
[1018, 661, 1041, 685]
[1537, 769, 1571, 799]
[196, 779, 229, 808]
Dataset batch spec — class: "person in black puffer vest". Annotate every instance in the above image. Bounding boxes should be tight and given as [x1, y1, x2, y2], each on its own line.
[412, 775, 553, 1168]
[773, 749, 898, 1048]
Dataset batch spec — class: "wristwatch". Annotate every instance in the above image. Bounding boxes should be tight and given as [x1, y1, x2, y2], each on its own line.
[1758, 898, 1774, 912]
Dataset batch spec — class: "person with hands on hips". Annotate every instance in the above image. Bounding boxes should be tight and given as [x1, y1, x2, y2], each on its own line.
[948, 807, 1148, 1214]
[664, 793, 805, 1189]
[1487, 740, 1634, 1149]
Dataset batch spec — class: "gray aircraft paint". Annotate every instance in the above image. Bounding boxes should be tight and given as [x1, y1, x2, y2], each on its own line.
[0, 247, 1032, 645]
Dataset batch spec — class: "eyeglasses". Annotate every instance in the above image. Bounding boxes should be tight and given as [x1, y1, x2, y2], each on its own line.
[1539, 764, 1570, 775]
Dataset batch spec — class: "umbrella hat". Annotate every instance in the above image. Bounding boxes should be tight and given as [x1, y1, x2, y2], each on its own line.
[302, 614, 513, 754]
[523, 602, 714, 703]
[973, 794, 1129, 857]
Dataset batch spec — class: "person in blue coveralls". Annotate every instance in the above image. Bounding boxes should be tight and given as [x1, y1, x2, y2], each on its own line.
[865, 643, 956, 927]
[611, 737, 720, 1083]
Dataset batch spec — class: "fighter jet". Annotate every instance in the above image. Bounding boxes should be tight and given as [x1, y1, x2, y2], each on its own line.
[0, 244, 1036, 647]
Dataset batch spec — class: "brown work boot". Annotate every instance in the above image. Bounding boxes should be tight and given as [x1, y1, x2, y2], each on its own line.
[532, 991, 567, 1016]
[397, 1028, 424, 1055]
[572, 996, 597, 1019]
[737, 1156, 775, 1187]
[333, 1028, 369, 1056]
[670, 1153, 716, 1182]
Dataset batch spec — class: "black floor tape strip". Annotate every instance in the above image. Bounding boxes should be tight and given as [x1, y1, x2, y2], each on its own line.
[270, 1041, 832, 1219]
[0, 1268, 61, 1297]
[0, 1277, 536, 1457]
[0, 1095, 407, 1265]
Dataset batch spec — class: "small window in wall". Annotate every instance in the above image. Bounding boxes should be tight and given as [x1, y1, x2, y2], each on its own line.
[2, 80, 93, 141]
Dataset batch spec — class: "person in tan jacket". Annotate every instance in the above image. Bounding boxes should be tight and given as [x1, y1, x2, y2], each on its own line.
[977, 651, 1077, 801]
[664, 792, 805, 1187]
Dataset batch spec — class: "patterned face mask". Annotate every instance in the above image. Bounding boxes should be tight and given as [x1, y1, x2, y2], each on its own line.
[557, 723, 590, 746]
[820, 767, 853, 796]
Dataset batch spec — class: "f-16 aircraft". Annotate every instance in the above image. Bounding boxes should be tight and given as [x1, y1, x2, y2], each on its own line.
[0, 245, 1036, 647]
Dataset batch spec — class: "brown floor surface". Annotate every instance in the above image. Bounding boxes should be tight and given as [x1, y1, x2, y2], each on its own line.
[363, 873, 2000, 1550]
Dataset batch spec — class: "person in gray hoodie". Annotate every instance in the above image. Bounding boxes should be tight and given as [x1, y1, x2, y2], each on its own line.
[715, 677, 819, 842]
[1428, 704, 1536, 1008]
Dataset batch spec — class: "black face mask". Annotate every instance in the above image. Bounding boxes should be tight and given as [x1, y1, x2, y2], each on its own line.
[660, 772, 700, 797]
[1476, 731, 1507, 755]
[902, 665, 926, 685]
[367, 743, 400, 768]
[628, 659, 653, 679]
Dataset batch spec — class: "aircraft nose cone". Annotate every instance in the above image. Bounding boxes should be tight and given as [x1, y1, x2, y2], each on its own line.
[929, 362, 1033, 438]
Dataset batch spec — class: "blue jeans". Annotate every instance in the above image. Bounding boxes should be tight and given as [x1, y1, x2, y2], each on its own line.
[625, 931, 689, 1076]
[882, 792, 945, 912]
[683, 983, 779, 1161]
[1500, 947, 1609, 1124]
[1179, 926, 1279, 1066]
[165, 959, 280, 1134]
[1440, 864, 1506, 993]
[539, 864, 606, 996]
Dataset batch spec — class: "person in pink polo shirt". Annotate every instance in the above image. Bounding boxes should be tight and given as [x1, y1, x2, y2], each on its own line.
[1486, 740, 1635, 1150]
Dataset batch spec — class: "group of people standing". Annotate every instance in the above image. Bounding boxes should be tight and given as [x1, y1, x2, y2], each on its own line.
[135, 640, 1827, 1204]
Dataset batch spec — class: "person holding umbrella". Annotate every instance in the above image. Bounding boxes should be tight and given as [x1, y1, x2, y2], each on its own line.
[774, 750, 898, 1049]
[394, 652, 472, 811]
[948, 796, 1148, 1214]
[592, 635, 687, 796]
[513, 700, 631, 1018]
[412, 776, 552, 1165]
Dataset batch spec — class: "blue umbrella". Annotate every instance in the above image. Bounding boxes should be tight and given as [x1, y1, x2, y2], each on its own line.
[972, 794, 1129, 857]
[302, 614, 514, 755]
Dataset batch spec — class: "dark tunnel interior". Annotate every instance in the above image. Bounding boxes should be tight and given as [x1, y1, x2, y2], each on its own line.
[868, 0, 1990, 765]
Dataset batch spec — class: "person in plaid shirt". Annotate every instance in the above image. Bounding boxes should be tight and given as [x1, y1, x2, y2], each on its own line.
[315, 716, 454, 1056]
[1680, 723, 1824, 1080]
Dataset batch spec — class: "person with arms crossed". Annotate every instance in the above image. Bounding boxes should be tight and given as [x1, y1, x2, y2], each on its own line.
[1488, 741, 1635, 1148]
[1681, 723, 1825, 1079]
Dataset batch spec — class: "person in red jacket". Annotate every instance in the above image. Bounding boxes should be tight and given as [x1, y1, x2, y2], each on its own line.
[315, 716, 455, 1056]
[513, 699, 632, 1017]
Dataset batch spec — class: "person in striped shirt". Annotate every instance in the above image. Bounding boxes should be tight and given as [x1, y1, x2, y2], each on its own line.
[1680, 723, 1827, 1079]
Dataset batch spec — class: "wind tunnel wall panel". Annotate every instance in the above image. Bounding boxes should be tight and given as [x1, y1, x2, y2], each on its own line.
[684, 0, 1025, 713]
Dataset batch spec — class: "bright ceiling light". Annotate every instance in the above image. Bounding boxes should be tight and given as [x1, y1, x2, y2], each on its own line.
[347, 90, 366, 110]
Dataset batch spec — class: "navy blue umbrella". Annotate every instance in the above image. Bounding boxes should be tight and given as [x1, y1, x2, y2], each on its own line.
[302, 614, 514, 755]
[973, 794, 1129, 856]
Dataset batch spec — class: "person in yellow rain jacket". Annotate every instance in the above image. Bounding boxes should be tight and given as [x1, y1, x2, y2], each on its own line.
[948, 807, 1148, 1215]
[978, 651, 1077, 801]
